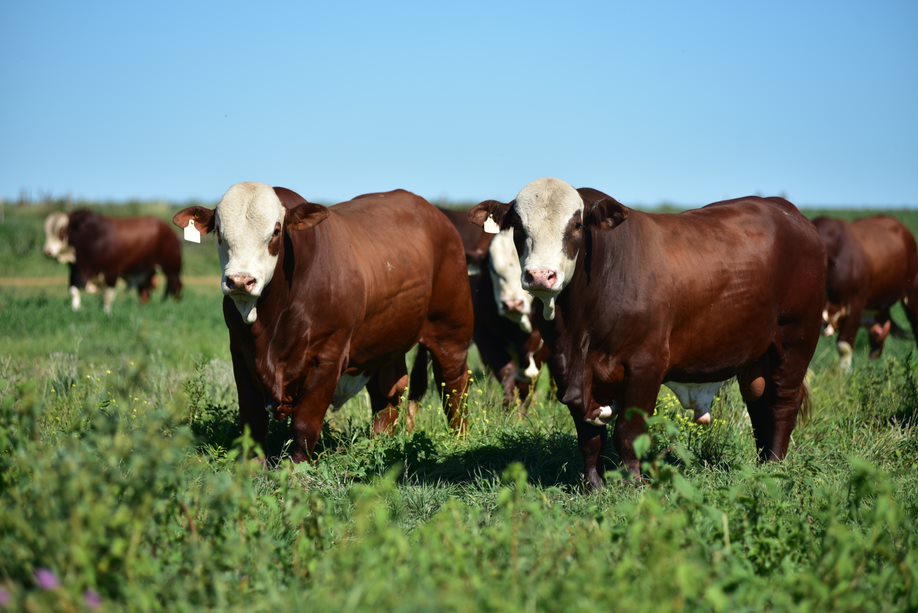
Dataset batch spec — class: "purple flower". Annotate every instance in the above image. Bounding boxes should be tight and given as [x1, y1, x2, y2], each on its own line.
[34, 568, 59, 591]
[0, 587, 10, 607]
[84, 590, 102, 610]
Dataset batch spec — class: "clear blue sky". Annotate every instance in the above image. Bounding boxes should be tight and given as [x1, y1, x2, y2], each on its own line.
[2, 1, 916, 207]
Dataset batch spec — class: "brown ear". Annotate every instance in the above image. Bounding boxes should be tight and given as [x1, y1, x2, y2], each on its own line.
[173, 206, 215, 234]
[584, 195, 629, 230]
[468, 200, 512, 232]
[285, 201, 329, 231]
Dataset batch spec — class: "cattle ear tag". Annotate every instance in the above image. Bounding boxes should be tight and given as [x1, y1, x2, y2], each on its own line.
[483, 215, 500, 234]
[183, 220, 201, 244]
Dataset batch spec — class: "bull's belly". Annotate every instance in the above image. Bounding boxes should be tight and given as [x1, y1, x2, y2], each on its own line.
[330, 372, 372, 410]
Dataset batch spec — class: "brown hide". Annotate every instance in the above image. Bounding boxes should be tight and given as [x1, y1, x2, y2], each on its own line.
[474, 190, 826, 489]
[437, 207, 546, 408]
[223, 188, 473, 461]
[814, 215, 918, 359]
[66, 210, 183, 300]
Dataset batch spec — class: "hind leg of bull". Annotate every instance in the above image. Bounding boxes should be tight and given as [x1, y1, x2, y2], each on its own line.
[836, 303, 864, 373]
[573, 413, 607, 491]
[421, 332, 470, 433]
[367, 358, 410, 436]
[405, 345, 430, 432]
[164, 272, 182, 301]
[747, 337, 813, 462]
[868, 310, 892, 359]
[289, 377, 339, 463]
[101, 273, 118, 316]
[902, 293, 918, 349]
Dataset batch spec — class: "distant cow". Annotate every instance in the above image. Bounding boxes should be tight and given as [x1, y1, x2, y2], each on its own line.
[434, 207, 547, 408]
[173, 183, 473, 462]
[470, 179, 825, 489]
[813, 216, 918, 370]
[43, 210, 182, 313]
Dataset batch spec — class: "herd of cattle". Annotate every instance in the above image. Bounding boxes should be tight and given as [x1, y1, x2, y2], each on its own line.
[41, 179, 918, 488]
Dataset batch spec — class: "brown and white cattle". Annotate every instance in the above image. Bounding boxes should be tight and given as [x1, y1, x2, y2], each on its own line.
[813, 216, 918, 371]
[470, 178, 826, 489]
[433, 207, 547, 408]
[42, 210, 182, 313]
[173, 183, 473, 462]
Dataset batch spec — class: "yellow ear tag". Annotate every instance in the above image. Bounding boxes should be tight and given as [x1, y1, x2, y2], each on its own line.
[483, 215, 500, 234]
[183, 220, 201, 243]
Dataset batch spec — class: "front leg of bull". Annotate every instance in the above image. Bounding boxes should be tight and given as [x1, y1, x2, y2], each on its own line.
[288, 373, 340, 463]
[614, 366, 663, 479]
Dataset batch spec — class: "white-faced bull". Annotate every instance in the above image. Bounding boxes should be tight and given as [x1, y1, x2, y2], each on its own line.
[470, 178, 826, 489]
[173, 183, 473, 462]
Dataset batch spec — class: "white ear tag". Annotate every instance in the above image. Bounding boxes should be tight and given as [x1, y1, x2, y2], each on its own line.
[483, 215, 500, 234]
[183, 220, 201, 243]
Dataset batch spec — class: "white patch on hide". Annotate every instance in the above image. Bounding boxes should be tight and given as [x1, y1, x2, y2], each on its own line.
[488, 228, 533, 331]
[837, 341, 853, 373]
[585, 403, 618, 426]
[523, 354, 540, 379]
[69, 286, 81, 311]
[665, 381, 726, 425]
[331, 372, 371, 410]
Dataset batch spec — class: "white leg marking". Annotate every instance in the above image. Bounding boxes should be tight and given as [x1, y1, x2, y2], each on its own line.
[665, 381, 727, 425]
[523, 354, 540, 379]
[102, 287, 116, 315]
[584, 403, 617, 426]
[69, 286, 81, 311]
[837, 341, 853, 374]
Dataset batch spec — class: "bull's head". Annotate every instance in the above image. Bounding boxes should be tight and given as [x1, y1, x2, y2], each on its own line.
[173, 182, 328, 324]
[43, 212, 75, 263]
[468, 178, 629, 319]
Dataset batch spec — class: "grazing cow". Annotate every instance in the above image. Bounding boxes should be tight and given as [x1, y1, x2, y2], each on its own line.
[173, 183, 473, 462]
[813, 216, 918, 371]
[42, 211, 182, 312]
[433, 207, 547, 407]
[470, 178, 826, 489]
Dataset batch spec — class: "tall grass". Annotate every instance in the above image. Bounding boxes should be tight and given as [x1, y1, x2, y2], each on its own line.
[0, 205, 916, 610]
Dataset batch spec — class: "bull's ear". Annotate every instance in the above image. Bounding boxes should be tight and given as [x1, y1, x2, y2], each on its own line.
[584, 196, 630, 230]
[173, 206, 215, 234]
[285, 202, 329, 231]
[468, 200, 512, 234]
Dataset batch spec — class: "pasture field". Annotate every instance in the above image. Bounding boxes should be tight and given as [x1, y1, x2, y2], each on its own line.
[1, 202, 916, 611]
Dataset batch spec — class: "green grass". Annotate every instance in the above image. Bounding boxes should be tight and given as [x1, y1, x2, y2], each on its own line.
[0, 205, 916, 611]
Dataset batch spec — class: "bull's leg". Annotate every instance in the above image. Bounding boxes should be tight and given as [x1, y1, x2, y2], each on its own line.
[836, 302, 864, 372]
[421, 333, 470, 433]
[748, 318, 817, 461]
[868, 310, 892, 359]
[164, 271, 182, 301]
[289, 376, 339, 464]
[613, 366, 663, 478]
[573, 409, 608, 491]
[69, 286, 82, 311]
[902, 289, 918, 349]
[367, 358, 410, 435]
[476, 334, 517, 408]
[101, 273, 118, 316]
[230, 351, 269, 452]
[405, 345, 429, 431]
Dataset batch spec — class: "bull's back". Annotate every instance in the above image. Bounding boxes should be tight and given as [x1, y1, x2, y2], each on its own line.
[652, 199, 824, 370]
[325, 191, 469, 356]
[107, 217, 180, 273]
[850, 217, 918, 305]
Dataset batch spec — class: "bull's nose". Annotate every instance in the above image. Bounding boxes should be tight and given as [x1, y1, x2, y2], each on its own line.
[503, 298, 525, 313]
[226, 274, 257, 293]
[524, 268, 558, 291]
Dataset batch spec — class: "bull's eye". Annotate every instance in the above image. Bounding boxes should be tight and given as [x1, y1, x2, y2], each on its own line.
[272, 224, 281, 238]
[575, 222, 583, 230]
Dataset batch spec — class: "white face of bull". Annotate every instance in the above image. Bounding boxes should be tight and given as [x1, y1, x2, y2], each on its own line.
[43, 212, 75, 263]
[487, 228, 533, 332]
[513, 178, 584, 317]
[213, 183, 286, 324]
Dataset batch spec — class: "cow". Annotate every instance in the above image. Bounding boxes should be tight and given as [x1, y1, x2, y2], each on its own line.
[813, 216, 918, 371]
[172, 183, 473, 462]
[469, 178, 826, 489]
[430, 207, 547, 408]
[42, 210, 182, 313]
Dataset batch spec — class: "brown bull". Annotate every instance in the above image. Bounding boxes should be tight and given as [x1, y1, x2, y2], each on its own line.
[174, 183, 472, 462]
[471, 179, 826, 489]
[813, 216, 918, 371]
